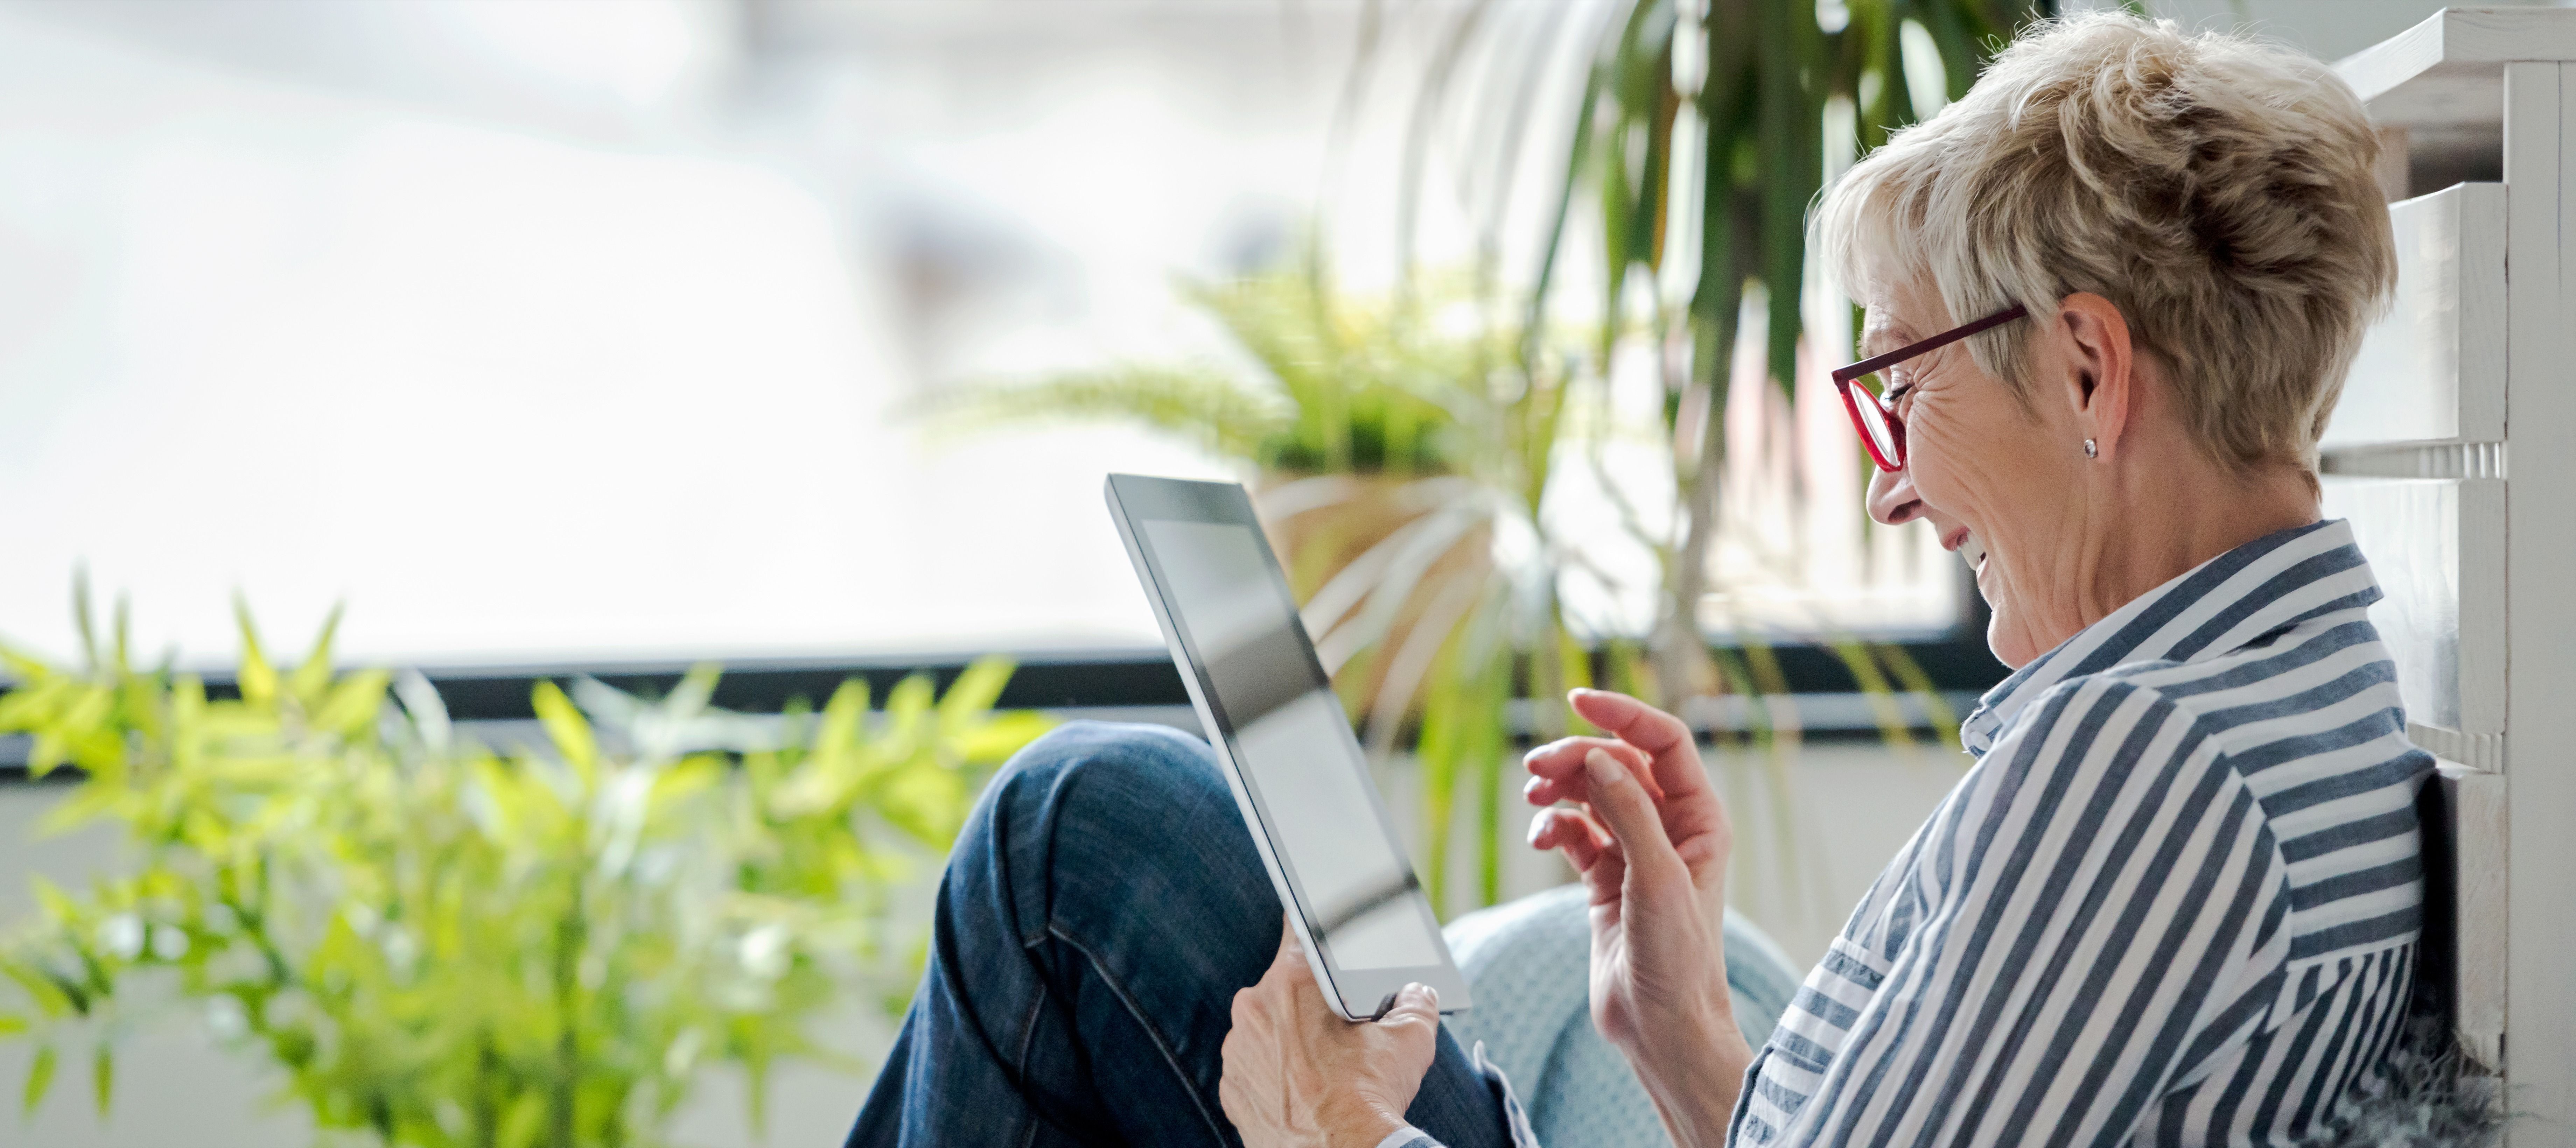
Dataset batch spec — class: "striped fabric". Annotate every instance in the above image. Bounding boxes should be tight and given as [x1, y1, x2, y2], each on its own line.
[1386, 519, 2428, 1148]
[1731, 518, 2432, 1146]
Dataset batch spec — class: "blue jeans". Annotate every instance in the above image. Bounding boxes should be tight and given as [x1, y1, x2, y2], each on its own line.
[848, 721, 1514, 1147]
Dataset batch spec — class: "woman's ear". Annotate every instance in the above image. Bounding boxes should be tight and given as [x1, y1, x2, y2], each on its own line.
[2051, 292, 2133, 461]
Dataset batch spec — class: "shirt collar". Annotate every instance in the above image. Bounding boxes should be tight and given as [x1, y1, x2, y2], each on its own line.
[1958, 519, 2383, 758]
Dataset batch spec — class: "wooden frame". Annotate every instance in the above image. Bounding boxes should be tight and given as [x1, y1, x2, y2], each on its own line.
[2336, 8, 2576, 1135]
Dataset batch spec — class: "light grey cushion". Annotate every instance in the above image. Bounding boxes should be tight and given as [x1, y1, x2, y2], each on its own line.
[1441, 884, 1801, 1148]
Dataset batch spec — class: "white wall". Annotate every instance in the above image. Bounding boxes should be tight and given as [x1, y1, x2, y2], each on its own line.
[0, 8, 1242, 672]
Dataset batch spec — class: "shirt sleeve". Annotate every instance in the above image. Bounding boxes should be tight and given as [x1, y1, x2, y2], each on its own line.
[1373, 1127, 1441, 1148]
[1760, 676, 2292, 1145]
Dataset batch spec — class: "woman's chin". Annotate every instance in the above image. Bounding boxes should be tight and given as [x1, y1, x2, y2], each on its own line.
[1984, 605, 2043, 670]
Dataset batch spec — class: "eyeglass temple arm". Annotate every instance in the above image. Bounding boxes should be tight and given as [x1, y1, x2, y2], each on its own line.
[1830, 303, 2031, 385]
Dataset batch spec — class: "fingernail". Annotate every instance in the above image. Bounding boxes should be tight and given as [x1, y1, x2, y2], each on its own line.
[1522, 775, 1544, 796]
[1526, 813, 1545, 844]
[1586, 748, 1626, 787]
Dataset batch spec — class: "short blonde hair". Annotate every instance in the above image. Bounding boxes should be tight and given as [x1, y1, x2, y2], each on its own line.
[1817, 13, 2396, 474]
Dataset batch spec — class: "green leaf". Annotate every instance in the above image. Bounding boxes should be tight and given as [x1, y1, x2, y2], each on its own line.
[936, 658, 1015, 733]
[312, 912, 368, 988]
[1828, 638, 1915, 753]
[530, 681, 597, 787]
[21, 1044, 53, 1118]
[874, 767, 971, 850]
[669, 662, 722, 720]
[1873, 641, 1963, 753]
[0, 1014, 26, 1036]
[933, 366, 1293, 463]
[89, 1045, 110, 1117]
[71, 568, 98, 674]
[647, 755, 722, 818]
[110, 596, 130, 679]
[0, 677, 64, 740]
[288, 603, 344, 708]
[232, 596, 276, 710]
[815, 679, 867, 762]
[26, 734, 66, 780]
[498, 1091, 545, 1148]
[0, 960, 70, 1020]
[468, 757, 525, 841]
[312, 669, 391, 736]
[956, 712, 1057, 766]
[882, 675, 933, 749]
[30, 875, 78, 925]
[35, 783, 124, 837]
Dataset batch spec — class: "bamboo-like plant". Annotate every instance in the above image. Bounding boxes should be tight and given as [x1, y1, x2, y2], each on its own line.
[1372, 0, 2044, 920]
[1547, 0, 2037, 699]
[0, 591, 1051, 1146]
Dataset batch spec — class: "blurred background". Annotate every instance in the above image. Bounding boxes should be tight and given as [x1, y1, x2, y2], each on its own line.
[0, 1, 2563, 1145]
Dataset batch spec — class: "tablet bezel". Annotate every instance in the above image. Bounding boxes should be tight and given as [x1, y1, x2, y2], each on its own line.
[1105, 473, 1471, 1021]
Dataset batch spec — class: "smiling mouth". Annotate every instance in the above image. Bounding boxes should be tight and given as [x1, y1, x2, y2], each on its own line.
[1939, 528, 1991, 577]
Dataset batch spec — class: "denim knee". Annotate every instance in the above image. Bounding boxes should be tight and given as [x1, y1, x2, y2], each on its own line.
[996, 718, 1219, 797]
[972, 720, 1232, 865]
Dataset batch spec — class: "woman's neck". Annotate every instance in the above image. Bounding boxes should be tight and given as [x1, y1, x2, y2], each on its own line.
[2068, 455, 2320, 637]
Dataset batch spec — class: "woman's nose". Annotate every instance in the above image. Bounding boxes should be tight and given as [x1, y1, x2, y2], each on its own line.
[1867, 466, 1923, 526]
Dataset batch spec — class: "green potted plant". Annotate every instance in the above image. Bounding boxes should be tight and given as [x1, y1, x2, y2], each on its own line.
[0, 591, 1051, 1147]
[938, 270, 1478, 614]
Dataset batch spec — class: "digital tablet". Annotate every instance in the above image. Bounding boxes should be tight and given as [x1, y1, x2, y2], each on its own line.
[1105, 473, 1471, 1021]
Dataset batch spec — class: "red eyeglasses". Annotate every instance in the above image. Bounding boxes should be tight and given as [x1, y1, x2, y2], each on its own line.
[1830, 303, 2029, 472]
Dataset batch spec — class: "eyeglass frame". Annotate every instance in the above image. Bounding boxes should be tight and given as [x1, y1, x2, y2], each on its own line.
[1830, 303, 2030, 473]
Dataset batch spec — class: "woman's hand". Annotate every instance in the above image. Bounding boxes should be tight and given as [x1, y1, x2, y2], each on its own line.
[1524, 688, 1752, 1146]
[1219, 919, 1440, 1148]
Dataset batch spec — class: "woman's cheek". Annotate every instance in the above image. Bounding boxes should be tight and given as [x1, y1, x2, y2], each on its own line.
[1902, 413, 1969, 511]
[1913, 407, 2020, 523]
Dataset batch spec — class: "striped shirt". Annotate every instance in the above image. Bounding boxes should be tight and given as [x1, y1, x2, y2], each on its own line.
[1382, 518, 2430, 1148]
[1732, 518, 2431, 1146]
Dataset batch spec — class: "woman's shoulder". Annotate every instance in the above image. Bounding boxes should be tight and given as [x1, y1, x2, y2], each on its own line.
[1984, 655, 2212, 767]
[1981, 627, 2433, 957]
[1981, 619, 2429, 848]
[2003, 611, 2414, 770]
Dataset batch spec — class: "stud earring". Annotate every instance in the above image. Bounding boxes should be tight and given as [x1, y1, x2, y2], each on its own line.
[2083, 438, 2098, 459]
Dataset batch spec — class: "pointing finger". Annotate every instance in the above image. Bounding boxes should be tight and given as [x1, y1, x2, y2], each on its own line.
[1568, 689, 1708, 805]
[1577, 748, 1687, 887]
[1523, 737, 1660, 803]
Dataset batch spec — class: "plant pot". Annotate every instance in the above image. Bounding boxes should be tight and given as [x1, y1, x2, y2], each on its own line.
[1253, 469, 1496, 728]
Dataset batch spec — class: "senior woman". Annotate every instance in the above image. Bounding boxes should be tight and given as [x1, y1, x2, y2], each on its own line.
[851, 12, 2428, 1148]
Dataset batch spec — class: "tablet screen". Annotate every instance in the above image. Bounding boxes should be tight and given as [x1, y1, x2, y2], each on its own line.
[1139, 518, 1445, 972]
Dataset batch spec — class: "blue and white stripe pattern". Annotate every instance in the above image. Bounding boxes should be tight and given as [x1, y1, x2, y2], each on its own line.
[1731, 518, 2432, 1146]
